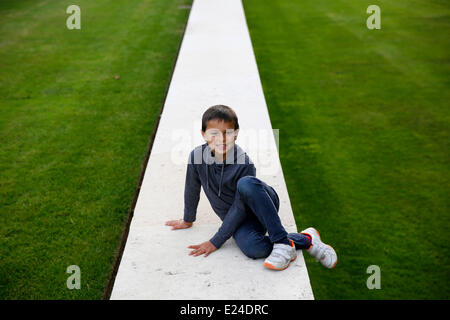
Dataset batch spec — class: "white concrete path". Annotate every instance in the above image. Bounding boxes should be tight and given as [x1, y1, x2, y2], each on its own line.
[110, 0, 314, 299]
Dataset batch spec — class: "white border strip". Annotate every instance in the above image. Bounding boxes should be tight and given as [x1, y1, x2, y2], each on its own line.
[111, 0, 313, 299]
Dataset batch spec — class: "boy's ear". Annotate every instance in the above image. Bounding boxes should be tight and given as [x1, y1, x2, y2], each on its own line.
[201, 129, 209, 142]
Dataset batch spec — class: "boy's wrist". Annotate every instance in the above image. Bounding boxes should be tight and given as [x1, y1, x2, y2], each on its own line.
[183, 217, 195, 223]
[209, 233, 225, 249]
[183, 209, 196, 223]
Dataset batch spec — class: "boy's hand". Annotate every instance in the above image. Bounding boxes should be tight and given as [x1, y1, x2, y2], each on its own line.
[165, 219, 193, 230]
[188, 241, 217, 257]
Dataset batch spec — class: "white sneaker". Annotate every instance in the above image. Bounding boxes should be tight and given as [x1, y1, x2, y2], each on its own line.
[301, 227, 337, 269]
[264, 240, 297, 271]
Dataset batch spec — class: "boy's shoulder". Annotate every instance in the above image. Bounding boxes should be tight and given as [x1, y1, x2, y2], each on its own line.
[188, 143, 208, 165]
[234, 143, 254, 165]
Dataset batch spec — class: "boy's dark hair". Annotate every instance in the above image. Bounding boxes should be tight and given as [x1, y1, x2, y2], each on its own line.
[201, 105, 239, 132]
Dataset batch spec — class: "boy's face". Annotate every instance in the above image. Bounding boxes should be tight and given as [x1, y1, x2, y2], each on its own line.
[201, 119, 239, 156]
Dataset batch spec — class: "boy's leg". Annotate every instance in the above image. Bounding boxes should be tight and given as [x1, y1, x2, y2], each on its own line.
[237, 176, 311, 250]
[232, 214, 273, 259]
[236, 176, 287, 243]
[287, 232, 312, 250]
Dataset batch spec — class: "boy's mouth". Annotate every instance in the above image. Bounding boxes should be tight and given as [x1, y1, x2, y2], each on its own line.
[215, 144, 227, 151]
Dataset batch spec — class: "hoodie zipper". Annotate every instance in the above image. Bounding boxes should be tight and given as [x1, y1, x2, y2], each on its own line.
[205, 143, 235, 198]
[218, 163, 224, 197]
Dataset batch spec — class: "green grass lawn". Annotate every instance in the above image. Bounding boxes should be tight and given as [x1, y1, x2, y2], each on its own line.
[0, 0, 191, 299]
[243, 0, 449, 299]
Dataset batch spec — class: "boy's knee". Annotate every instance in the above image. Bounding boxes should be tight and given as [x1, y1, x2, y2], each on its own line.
[242, 245, 272, 260]
[237, 176, 258, 198]
[236, 236, 272, 260]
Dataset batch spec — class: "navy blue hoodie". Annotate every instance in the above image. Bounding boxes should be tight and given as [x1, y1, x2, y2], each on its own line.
[183, 142, 256, 248]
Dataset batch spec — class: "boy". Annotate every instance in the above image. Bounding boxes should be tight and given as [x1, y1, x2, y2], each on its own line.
[165, 105, 337, 270]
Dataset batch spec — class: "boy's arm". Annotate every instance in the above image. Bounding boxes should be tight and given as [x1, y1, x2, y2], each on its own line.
[183, 151, 201, 223]
[209, 163, 256, 248]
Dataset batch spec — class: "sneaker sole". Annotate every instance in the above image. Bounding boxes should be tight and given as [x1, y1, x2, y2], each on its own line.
[263, 255, 297, 271]
[327, 244, 338, 269]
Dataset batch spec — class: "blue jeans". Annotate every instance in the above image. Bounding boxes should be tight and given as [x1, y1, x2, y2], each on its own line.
[231, 176, 310, 259]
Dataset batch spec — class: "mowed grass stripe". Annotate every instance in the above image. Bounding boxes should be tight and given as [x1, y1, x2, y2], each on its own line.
[243, 0, 449, 299]
[0, 0, 192, 299]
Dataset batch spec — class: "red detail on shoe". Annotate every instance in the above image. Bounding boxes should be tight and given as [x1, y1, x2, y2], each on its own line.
[301, 233, 313, 250]
[330, 259, 338, 269]
[312, 227, 321, 238]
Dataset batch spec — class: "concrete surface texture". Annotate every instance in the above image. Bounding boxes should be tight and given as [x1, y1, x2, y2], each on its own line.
[110, 0, 314, 299]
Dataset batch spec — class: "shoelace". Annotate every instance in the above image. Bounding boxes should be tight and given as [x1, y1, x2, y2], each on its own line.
[315, 246, 328, 263]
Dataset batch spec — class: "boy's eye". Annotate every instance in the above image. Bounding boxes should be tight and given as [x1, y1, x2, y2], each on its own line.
[209, 130, 235, 137]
